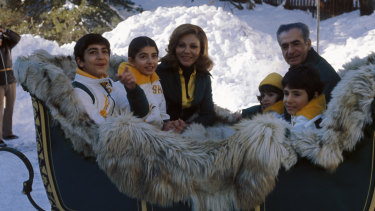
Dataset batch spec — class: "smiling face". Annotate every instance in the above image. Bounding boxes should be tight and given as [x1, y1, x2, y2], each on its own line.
[76, 44, 109, 78]
[283, 86, 309, 115]
[175, 33, 201, 67]
[129, 46, 158, 76]
[279, 28, 311, 66]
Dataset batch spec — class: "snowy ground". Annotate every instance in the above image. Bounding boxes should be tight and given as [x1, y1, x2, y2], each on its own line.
[1, 1, 375, 210]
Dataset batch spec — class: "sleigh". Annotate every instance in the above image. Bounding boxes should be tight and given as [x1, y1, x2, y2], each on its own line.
[13, 50, 375, 211]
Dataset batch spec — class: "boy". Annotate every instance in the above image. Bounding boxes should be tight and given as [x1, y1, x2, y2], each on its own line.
[282, 64, 326, 131]
[242, 72, 284, 119]
[73, 33, 149, 124]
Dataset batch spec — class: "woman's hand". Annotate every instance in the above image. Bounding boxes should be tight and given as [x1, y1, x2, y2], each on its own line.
[117, 65, 136, 89]
[162, 119, 188, 133]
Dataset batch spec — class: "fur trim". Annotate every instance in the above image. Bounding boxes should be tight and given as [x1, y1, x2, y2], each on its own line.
[96, 111, 293, 210]
[14, 50, 294, 210]
[292, 53, 375, 171]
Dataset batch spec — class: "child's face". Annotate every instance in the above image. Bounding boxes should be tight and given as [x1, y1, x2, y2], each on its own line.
[76, 44, 110, 78]
[129, 46, 158, 76]
[261, 91, 279, 109]
[283, 86, 309, 115]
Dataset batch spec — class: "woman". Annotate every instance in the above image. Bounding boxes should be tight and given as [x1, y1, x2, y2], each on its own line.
[156, 24, 216, 132]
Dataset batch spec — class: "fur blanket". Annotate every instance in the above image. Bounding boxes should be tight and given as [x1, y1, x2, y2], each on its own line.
[13, 49, 375, 210]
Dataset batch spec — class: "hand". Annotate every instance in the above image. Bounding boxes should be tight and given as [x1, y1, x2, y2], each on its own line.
[162, 119, 188, 133]
[232, 113, 242, 122]
[172, 119, 188, 133]
[117, 65, 136, 90]
[162, 121, 175, 131]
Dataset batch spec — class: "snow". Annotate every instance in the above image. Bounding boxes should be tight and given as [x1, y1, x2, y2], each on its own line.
[1, 1, 375, 210]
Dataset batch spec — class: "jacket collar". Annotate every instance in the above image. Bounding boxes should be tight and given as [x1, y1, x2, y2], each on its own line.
[123, 62, 159, 85]
[295, 94, 326, 120]
[264, 100, 284, 114]
[76, 68, 108, 79]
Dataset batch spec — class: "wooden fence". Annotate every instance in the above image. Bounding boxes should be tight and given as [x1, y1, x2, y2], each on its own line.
[263, 0, 360, 19]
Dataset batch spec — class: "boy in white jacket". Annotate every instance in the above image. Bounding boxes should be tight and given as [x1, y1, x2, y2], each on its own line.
[282, 64, 326, 131]
[73, 34, 149, 124]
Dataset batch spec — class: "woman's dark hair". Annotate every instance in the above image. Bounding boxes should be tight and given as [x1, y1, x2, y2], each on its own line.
[257, 85, 284, 102]
[282, 64, 323, 101]
[74, 33, 110, 63]
[160, 23, 213, 72]
[128, 36, 159, 59]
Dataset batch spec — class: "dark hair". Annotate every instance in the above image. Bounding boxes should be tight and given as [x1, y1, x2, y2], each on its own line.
[74, 33, 110, 64]
[128, 36, 159, 59]
[276, 22, 310, 45]
[282, 64, 323, 101]
[257, 85, 284, 102]
[160, 23, 213, 72]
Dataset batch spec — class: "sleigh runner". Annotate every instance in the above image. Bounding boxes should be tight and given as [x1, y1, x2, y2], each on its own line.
[13, 49, 375, 210]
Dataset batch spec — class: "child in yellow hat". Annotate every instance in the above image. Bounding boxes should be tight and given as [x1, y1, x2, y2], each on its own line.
[242, 72, 284, 119]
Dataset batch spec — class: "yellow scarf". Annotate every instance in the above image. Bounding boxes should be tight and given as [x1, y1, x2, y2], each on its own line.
[76, 68, 108, 79]
[118, 62, 159, 85]
[295, 94, 326, 120]
[179, 67, 196, 109]
[263, 100, 284, 114]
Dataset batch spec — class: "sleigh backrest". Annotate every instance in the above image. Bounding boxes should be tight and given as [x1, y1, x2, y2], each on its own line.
[31, 95, 192, 211]
[31, 95, 145, 210]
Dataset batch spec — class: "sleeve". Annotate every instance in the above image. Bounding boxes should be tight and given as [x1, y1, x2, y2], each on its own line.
[74, 88, 105, 124]
[242, 105, 262, 119]
[125, 84, 149, 118]
[318, 60, 341, 103]
[4, 29, 21, 49]
[160, 94, 170, 121]
[194, 76, 216, 126]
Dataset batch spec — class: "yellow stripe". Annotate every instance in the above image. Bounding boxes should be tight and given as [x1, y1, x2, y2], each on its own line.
[365, 131, 375, 211]
[179, 67, 196, 109]
[141, 200, 147, 211]
[0, 68, 12, 71]
[36, 99, 65, 210]
[100, 95, 108, 118]
[255, 205, 260, 211]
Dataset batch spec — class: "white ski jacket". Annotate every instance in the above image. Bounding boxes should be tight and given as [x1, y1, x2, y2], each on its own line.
[73, 68, 130, 124]
[118, 62, 169, 128]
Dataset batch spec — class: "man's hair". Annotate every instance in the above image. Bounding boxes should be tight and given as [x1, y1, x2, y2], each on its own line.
[276, 22, 310, 45]
[74, 33, 111, 62]
[128, 36, 159, 59]
[282, 64, 323, 101]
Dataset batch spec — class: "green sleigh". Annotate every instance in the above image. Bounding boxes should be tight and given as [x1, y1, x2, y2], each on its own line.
[13, 50, 375, 211]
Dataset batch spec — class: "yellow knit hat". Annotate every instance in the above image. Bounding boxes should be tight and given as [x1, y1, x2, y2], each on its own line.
[259, 72, 283, 91]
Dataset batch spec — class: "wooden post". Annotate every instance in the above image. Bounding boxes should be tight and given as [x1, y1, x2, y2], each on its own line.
[316, 0, 320, 54]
